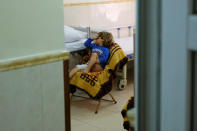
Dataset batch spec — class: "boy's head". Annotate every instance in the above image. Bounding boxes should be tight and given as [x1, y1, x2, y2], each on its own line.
[96, 32, 114, 48]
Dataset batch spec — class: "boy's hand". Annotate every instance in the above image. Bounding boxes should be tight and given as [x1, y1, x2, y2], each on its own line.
[91, 34, 98, 40]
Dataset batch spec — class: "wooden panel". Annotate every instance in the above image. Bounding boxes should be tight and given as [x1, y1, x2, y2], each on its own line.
[191, 53, 197, 131]
[63, 60, 70, 131]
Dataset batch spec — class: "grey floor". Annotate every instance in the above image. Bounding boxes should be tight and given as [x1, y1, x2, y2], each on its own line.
[70, 61, 134, 131]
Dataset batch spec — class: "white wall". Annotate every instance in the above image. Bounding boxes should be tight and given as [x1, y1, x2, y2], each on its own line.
[0, 1, 66, 130]
[64, 1, 136, 28]
[0, 62, 65, 131]
[0, 0, 64, 60]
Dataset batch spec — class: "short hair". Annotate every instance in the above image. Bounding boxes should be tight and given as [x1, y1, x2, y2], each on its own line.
[98, 32, 114, 48]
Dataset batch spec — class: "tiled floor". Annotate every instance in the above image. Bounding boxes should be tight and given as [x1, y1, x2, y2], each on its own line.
[70, 61, 134, 131]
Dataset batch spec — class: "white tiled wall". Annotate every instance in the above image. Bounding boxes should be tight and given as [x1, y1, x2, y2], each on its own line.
[64, 1, 136, 28]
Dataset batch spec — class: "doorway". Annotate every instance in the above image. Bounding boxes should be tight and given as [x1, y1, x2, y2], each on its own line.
[64, 0, 136, 130]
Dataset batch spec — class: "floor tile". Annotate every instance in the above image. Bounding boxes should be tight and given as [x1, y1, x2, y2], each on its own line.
[71, 121, 102, 131]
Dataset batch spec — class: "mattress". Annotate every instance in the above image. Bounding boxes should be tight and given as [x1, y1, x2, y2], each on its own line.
[114, 36, 134, 55]
[64, 39, 86, 52]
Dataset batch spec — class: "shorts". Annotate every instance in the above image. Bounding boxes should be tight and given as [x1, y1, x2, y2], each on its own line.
[76, 63, 88, 70]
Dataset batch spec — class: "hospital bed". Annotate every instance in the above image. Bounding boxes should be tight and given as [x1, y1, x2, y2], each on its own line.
[107, 26, 135, 89]
[64, 25, 135, 89]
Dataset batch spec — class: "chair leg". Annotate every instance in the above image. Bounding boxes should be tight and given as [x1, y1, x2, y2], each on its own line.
[71, 93, 116, 114]
[109, 93, 117, 104]
[95, 99, 101, 114]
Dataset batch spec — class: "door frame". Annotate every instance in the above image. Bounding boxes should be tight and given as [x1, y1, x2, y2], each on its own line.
[135, 0, 162, 130]
[135, 0, 191, 131]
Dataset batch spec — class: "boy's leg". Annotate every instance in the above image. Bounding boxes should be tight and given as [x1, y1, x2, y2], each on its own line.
[69, 64, 88, 78]
[69, 67, 79, 78]
[83, 53, 99, 74]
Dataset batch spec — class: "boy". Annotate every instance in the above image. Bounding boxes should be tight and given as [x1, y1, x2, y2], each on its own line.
[69, 32, 114, 78]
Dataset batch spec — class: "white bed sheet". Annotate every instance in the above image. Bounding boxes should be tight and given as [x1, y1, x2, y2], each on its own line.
[65, 37, 134, 55]
[114, 36, 134, 55]
[65, 39, 86, 52]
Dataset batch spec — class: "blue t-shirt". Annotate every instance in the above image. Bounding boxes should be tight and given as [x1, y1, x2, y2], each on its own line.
[84, 38, 110, 68]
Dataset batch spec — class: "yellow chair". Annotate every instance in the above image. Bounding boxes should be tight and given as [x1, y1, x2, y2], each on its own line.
[69, 44, 128, 113]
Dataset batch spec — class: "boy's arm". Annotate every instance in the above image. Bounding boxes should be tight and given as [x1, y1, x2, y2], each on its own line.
[97, 48, 110, 63]
[84, 38, 95, 48]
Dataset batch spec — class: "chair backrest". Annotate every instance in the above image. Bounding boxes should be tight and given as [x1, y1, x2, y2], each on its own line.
[106, 43, 128, 71]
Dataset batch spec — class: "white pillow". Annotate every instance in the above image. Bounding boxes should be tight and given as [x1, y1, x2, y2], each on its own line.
[64, 26, 87, 43]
